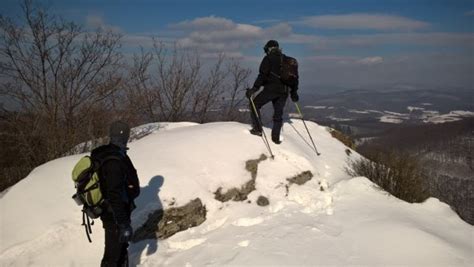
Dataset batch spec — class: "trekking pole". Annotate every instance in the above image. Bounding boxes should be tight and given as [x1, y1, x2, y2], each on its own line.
[294, 102, 321, 156]
[250, 97, 275, 159]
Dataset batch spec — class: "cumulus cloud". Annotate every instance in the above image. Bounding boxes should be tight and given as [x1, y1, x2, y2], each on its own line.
[358, 56, 384, 65]
[465, 10, 474, 16]
[298, 14, 429, 31]
[172, 16, 236, 31]
[85, 14, 121, 33]
[169, 16, 295, 56]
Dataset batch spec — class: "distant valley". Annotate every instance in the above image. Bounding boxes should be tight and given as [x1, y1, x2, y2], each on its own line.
[298, 88, 474, 138]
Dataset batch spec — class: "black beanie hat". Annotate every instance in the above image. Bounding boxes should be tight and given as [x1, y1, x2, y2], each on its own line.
[264, 40, 279, 53]
[109, 120, 130, 148]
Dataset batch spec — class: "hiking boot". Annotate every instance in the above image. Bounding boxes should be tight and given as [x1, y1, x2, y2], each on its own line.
[272, 136, 282, 145]
[249, 128, 262, 136]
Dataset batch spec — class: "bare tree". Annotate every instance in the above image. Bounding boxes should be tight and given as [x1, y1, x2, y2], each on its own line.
[125, 40, 250, 123]
[0, 0, 122, 164]
[153, 41, 201, 121]
[194, 54, 228, 123]
[124, 48, 158, 122]
[223, 59, 251, 121]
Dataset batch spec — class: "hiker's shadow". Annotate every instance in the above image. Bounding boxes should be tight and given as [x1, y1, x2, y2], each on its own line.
[129, 175, 164, 267]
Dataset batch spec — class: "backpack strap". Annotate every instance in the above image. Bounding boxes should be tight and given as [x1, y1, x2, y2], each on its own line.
[82, 210, 93, 243]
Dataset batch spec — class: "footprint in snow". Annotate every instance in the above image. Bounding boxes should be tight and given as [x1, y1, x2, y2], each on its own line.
[201, 217, 228, 234]
[238, 240, 250, 247]
[232, 217, 264, 227]
[167, 238, 207, 251]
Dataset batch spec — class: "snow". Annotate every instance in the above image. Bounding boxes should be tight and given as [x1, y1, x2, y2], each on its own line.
[304, 105, 326, 109]
[407, 106, 425, 112]
[380, 115, 405, 124]
[367, 109, 384, 114]
[378, 108, 474, 124]
[423, 110, 474, 124]
[348, 109, 370, 114]
[1, 120, 472, 266]
[327, 116, 353, 121]
[384, 110, 406, 116]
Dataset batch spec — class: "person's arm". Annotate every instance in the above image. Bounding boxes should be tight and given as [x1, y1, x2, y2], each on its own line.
[125, 156, 140, 199]
[252, 56, 271, 89]
[290, 79, 299, 102]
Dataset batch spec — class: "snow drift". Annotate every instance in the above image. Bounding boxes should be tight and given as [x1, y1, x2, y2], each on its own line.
[0, 120, 472, 266]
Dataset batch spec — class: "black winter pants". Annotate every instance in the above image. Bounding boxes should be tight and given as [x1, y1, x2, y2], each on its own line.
[101, 221, 129, 267]
[250, 89, 288, 140]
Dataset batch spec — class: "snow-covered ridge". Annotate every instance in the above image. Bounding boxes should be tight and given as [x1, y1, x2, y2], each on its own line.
[0, 121, 472, 266]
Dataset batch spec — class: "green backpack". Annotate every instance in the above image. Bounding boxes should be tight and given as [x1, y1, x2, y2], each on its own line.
[71, 155, 120, 242]
[72, 156, 104, 218]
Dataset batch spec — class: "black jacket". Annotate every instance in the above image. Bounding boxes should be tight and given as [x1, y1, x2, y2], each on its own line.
[91, 144, 140, 225]
[253, 49, 298, 95]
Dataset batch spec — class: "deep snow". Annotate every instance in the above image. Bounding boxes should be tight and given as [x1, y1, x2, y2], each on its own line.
[0, 120, 472, 266]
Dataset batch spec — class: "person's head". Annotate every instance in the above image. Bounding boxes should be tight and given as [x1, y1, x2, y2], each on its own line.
[109, 120, 130, 149]
[263, 40, 279, 54]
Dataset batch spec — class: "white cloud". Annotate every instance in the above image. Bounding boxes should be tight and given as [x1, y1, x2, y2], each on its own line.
[358, 56, 384, 65]
[305, 55, 383, 66]
[311, 32, 474, 51]
[171, 16, 294, 55]
[465, 10, 474, 16]
[172, 16, 235, 31]
[299, 53, 474, 90]
[264, 23, 292, 38]
[85, 14, 121, 33]
[298, 14, 429, 31]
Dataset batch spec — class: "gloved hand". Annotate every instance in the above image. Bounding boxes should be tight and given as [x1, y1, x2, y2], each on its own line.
[290, 91, 299, 102]
[118, 223, 133, 243]
[246, 87, 257, 99]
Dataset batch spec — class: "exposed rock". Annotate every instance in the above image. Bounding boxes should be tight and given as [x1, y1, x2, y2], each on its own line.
[257, 196, 269, 206]
[245, 154, 268, 179]
[287, 171, 313, 185]
[214, 154, 267, 202]
[345, 149, 352, 156]
[132, 198, 206, 242]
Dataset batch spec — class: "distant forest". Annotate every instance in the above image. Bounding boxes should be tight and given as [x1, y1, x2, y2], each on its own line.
[354, 118, 473, 224]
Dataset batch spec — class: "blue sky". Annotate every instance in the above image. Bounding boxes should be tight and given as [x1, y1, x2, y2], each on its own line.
[1, 0, 473, 91]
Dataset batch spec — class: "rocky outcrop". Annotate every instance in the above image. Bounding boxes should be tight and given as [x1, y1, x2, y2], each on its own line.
[285, 171, 314, 196]
[257, 196, 269, 206]
[132, 198, 206, 242]
[287, 171, 313, 186]
[214, 154, 267, 202]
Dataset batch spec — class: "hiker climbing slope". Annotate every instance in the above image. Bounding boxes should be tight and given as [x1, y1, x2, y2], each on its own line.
[246, 40, 299, 144]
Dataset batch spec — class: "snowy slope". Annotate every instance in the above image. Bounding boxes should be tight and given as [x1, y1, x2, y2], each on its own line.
[0, 120, 472, 266]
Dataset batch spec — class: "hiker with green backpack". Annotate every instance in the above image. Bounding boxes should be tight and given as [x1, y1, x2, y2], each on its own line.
[246, 40, 299, 145]
[72, 121, 140, 266]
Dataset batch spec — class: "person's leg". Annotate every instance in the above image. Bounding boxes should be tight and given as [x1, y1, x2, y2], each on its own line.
[249, 90, 272, 132]
[271, 94, 288, 143]
[118, 242, 129, 267]
[101, 222, 126, 267]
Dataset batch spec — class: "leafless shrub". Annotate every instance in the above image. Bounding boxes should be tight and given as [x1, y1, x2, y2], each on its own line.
[347, 150, 429, 203]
